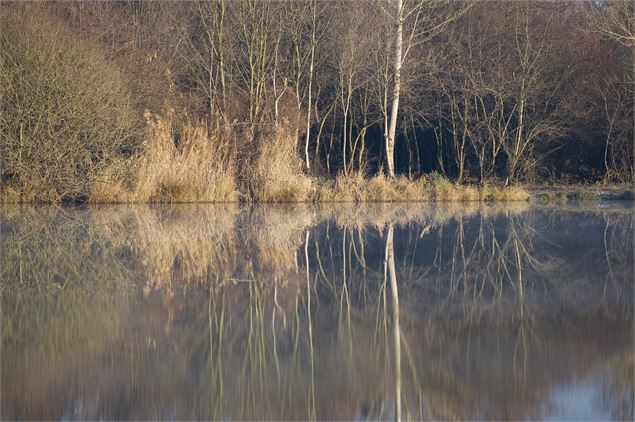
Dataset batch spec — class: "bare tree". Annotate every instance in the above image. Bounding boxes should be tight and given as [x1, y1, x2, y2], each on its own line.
[384, 0, 473, 177]
[586, 1, 635, 47]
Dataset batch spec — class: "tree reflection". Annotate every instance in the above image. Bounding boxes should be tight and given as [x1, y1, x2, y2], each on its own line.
[1, 203, 633, 419]
[385, 223, 401, 421]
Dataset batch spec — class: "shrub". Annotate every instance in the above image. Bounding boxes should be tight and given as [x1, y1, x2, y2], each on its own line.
[0, 6, 138, 201]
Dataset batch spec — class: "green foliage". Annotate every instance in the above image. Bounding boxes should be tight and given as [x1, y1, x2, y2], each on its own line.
[0, 6, 138, 201]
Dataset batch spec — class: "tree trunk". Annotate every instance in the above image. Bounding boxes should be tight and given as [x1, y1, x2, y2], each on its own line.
[385, 0, 403, 178]
[304, 0, 317, 171]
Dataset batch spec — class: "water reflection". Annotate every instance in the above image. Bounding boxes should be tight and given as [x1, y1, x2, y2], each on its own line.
[1, 203, 633, 420]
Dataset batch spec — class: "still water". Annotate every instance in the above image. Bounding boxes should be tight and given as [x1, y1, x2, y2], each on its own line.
[1, 203, 633, 420]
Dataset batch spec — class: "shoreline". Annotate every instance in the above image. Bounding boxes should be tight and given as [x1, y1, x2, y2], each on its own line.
[2, 181, 632, 205]
[527, 184, 634, 202]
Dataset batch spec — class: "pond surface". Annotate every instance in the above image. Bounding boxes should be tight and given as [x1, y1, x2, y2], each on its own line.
[1, 202, 633, 420]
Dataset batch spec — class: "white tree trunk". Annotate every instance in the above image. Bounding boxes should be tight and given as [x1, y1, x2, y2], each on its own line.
[386, 0, 403, 178]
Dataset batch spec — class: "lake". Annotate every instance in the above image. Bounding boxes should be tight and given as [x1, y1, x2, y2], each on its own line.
[1, 202, 633, 420]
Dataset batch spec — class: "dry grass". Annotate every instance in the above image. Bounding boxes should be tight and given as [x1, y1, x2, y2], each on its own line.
[366, 175, 407, 201]
[314, 173, 528, 203]
[393, 176, 430, 201]
[428, 177, 530, 203]
[88, 158, 135, 203]
[315, 172, 365, 202]
[91, 120, 316, 204]
[133, 111, 238, 203]
[0, 180, 59, 203]
[315, 172, 429, 202]
[247, 127, 314, 202]
[86, 111, 238, 203]
[430, 176, 479, 202]
[4, 167, 532, 204]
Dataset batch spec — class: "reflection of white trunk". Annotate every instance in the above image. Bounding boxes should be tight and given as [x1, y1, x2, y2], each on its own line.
[386, 0, 403, 178]
[305, 230, 316, 419]
[385, 224, 401, 421]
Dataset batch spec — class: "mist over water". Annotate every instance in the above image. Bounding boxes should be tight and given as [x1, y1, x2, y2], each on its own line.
[1, 203, 633, 420]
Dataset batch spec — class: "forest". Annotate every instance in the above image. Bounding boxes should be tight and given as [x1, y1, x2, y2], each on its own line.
[1, 1, 633, 203]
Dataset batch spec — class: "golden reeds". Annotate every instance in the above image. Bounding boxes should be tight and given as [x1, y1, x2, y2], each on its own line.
[315, 173, 529, 203]
[134, 111, 238, 203]
[88, 112, 239, 203]
[247, 126, 314, 202]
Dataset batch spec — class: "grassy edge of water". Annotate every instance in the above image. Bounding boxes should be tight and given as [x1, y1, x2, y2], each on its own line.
[529, 184, 635, 203]
[2, 175, 534, 204]
[4, 178, 634, 204]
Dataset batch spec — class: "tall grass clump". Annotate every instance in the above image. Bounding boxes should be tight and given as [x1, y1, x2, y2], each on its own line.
[133, 111, 238, 202]
[0, 6, 138, 202]
[317, 173, 428, 202]
[316, 171, 367, 202]
[430, 175, 479, 202]
[246, 126, 313, 202]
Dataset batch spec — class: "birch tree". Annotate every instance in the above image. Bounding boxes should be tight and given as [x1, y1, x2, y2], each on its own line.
[384, 0, 472, 177]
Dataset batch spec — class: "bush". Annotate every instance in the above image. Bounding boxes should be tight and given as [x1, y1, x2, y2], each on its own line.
[0, 6, 138, 201]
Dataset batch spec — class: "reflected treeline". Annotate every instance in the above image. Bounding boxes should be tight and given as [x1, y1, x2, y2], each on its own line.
[1, 203, 633, 420]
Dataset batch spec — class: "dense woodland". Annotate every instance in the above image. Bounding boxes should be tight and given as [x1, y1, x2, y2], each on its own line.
[1, 1, 633, 202]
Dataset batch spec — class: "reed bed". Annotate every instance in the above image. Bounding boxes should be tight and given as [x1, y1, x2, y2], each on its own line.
[4, 106, 532, 205]
[134, 112, 238, 203]
[246, 127, 314, 203]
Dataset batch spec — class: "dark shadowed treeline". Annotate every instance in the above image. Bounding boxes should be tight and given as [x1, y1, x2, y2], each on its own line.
[1, 1, 633, 202]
